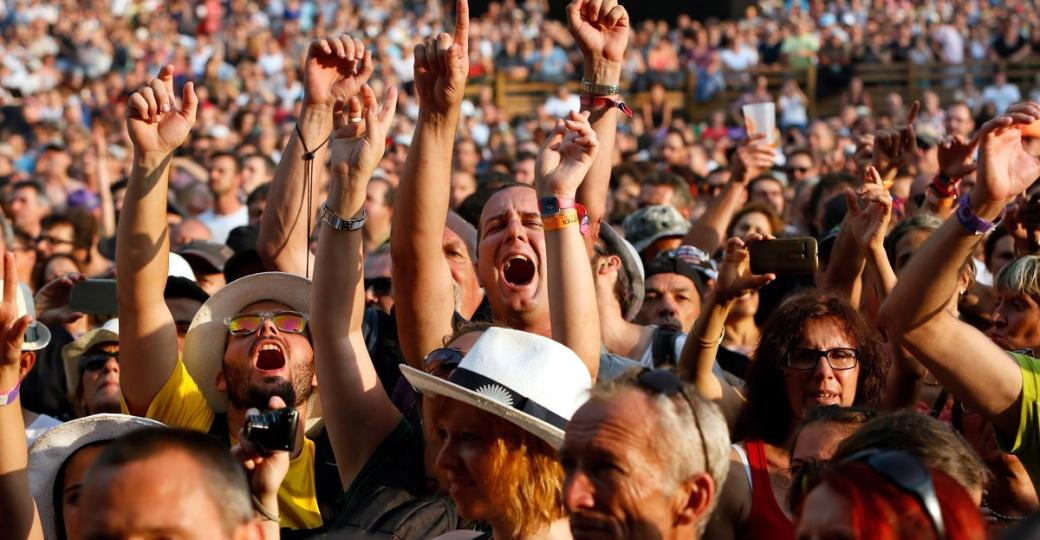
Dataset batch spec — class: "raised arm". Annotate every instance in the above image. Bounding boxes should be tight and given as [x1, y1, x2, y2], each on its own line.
[845, 166, 896, 302]
[0, 252, 43, 540]
[537, 111, 602, 379]
[258, 36, 374, 275]
[92, 126, 117, 239]
[391, 0, 470, 367]
[880, 102, 1040, 436]
[683, 134, 774, 254]
[678, 235, 774, 400]
[117, 66, 198, 415]
[312, 86, 402, 487]
[567, 0, 629, 247]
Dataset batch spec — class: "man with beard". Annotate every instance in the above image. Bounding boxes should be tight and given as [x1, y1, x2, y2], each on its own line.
[637, 247, 712, 333]
[116, 57, 360, 530]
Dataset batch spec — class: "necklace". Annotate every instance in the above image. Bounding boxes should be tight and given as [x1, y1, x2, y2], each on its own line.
[983, 498, 1029, 522]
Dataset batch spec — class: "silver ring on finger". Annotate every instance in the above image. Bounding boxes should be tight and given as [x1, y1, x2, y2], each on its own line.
[349, 117, 363, 124]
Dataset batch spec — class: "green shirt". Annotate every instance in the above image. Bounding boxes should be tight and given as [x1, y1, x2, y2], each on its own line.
[997, 352, 1040, 494]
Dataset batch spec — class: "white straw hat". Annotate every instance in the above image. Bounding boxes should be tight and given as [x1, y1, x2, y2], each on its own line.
[182, 272, 312, 413]
[0, 280, 51, 351]
[400, 327, 592, 448]
[28, 414, 166, 540]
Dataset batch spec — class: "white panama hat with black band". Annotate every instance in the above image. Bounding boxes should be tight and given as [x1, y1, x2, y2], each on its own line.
[400, 327, 592, 449]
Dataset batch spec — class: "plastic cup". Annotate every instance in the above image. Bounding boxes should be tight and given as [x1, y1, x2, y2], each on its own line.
[743, 102, 776, 145]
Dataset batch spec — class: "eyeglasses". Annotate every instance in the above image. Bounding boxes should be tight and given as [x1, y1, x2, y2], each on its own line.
[786, 348, 859, 371]
[223, 311, 308, 336]
[786, 166, 811, 174]
[844, 450, 946, 539]
[80, 350, 118, 372]
[364, 277, 392, 297]
[636, 368, 711, 474]
[423, 347, 464, 376]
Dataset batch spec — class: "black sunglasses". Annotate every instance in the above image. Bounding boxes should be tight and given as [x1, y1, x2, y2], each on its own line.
[423, 347, 464, 376]
[636, 368, 711, 473]
[844, 450, 946, 539]
[80, 350, 118, 372]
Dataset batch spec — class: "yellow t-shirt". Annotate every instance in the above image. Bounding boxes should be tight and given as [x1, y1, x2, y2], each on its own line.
[122, 358, 323, 530]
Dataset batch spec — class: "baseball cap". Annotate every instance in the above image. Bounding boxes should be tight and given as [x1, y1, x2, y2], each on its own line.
[622, 205, 691, 255]
[176, 241, 234, 274]
[644, 246, 718, 293]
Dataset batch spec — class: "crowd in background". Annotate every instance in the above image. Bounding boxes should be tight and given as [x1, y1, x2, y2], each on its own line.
[3, 1, 1040, 540]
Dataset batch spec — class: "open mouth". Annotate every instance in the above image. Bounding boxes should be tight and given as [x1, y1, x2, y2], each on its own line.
[502, 255, 535, 286]
[255, 343, 287, 371]
[808, 390, 840, 404]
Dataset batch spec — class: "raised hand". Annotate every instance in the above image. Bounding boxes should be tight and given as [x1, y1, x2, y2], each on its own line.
[845, 166, 893, 253]
[973, 102, 1040, 212]
[731, 133, 776, 184]
[536, 111, 600, 197]
[0, 252, 31, 369]
[714, 235, 776, 302]
[126, 65, 198, 156]
[34, 272, 87, 326]
[567, 0, 630, 75]
[413, 0, 469, 115]
[937, 134, 979, 180]
[234, 396, 291, 509]
[872, 101, 919, 178]
[328, 84, 399, 213]
[303, 35, 374, 108]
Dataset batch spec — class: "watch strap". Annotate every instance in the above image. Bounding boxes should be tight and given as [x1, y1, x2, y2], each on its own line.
[319, 202, 367, 231]
[579, 95, 634, 118]
[539, 196, 576, 217]
[0, 379, 20, 407]
[955, 194, 1002, 235]
[580, 79, 621, 96]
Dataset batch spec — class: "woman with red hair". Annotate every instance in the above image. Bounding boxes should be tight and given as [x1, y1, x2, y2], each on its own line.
[794, 450, 987, 540]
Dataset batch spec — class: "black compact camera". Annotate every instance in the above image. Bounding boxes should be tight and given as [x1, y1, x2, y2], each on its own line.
[244, 407, 299, 453]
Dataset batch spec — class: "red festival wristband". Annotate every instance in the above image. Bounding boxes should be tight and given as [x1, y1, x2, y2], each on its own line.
[580, 95, 634, 118]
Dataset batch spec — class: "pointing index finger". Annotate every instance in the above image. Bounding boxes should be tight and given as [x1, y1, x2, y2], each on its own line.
[454, 0, 470, 50]
[905, 100, 920, 126]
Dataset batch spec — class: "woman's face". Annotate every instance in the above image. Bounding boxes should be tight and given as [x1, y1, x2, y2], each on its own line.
[732, 211, 774, 238]
[784, 318, 861, 422]
[433, 400, 499, 522]
[988, 290, 1040, 353]
[795, 484, 854, 540]
[62, 444, 105, 540]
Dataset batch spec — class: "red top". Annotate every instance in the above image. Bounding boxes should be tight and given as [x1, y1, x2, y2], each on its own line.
[741, 440, 796, 540]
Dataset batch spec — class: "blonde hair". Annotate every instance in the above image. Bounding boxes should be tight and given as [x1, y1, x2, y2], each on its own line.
[428, 399, 565, 537]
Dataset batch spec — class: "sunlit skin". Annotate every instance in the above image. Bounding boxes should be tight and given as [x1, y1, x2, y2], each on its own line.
[79, 342, 121, 414]
[476, 187, 548, 329]
[987, 290, 1040, 353]
[432, 399, 500, 521]
[215, 299, 316, 413]
[208, 154, 240, 196]
[732, 211, 774, 238]
[562, 389, 713, 539]
[637, 273, 701, 333]
[783, 318, 860, 422]
[60, 444, 105, 540]
[78, 449, 262, 540]
[421, 331, 483, 490]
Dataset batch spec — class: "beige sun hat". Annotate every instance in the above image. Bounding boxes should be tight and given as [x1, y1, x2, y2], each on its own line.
[28, 414, 166, 540]
[400, 327, 592, 449]
[61, 318, 119, 402]
[181, 272, 313, 414]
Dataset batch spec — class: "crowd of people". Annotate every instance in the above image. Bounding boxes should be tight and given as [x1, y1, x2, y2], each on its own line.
[4, 0, 1040, 539]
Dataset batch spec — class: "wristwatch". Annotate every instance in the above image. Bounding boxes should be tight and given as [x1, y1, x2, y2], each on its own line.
[955, 194, 1002, 236]
[580, 79, 621, 96]
[539, 196, 576, 217]
[319, 203, 367, 231]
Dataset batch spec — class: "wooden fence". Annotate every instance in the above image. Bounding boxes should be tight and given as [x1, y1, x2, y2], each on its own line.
[467, 58, 1040, 122]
